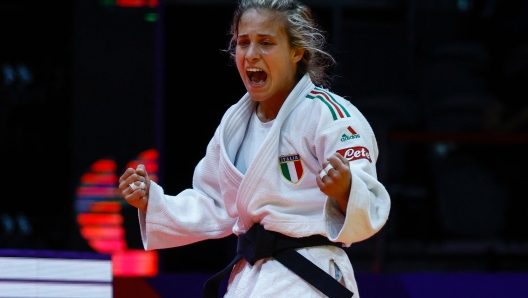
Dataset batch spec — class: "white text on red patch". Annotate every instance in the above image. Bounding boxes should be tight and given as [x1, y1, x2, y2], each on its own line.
[336, 146, 372, 163]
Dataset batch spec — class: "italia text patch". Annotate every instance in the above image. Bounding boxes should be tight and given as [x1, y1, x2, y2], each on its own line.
[279, 154, 304, 183]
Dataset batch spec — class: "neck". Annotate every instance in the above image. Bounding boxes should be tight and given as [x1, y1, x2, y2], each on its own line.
[254, 75, 304, 122]
[256, 101, 281, 122]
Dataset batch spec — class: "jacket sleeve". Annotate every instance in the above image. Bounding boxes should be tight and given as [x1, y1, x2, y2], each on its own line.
[318, 101, 391, 247]
[139, 127, 237, 250]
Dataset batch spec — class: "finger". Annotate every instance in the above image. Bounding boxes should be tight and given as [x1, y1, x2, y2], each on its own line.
[119, 168, 136, 183]
[119, 172, 137, 194]
[121, 174, 143, 190]
[129, 172, 147, 184]
[124, 191, 146, 209]
[136, 164, 149, 178]
[334, 152, 349, 166]
[119, 173, 146, 196]
[323, 159, 340, 179]
[322, 174, 333, 184]
[318, 164, 334, 182]
[327, 154, 348, 173]
[120, 181, 135, 198]
[135, 164, 151, 193]
[128, 181, 147, 191]
[319, 167, 326, 179]
[323, 163, 334, 174]
[316, 172, 329, 187]
[135, 164, 149, 182]
[317, 174, 335, 198]
[326, 159, 350, 183]
[124, 183, 148, 201]
[127, 184, 149, 211]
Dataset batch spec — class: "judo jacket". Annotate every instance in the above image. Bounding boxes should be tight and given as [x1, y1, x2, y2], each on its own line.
[139, 75, 391, 297]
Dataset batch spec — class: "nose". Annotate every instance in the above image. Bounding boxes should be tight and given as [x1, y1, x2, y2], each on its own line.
[245, 43, 260, 61]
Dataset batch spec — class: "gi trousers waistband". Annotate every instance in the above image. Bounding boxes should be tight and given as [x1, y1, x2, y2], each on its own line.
[201, 223, 354, 298]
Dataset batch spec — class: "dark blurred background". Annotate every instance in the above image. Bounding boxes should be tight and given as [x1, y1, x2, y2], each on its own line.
[1, 0, 528, 276]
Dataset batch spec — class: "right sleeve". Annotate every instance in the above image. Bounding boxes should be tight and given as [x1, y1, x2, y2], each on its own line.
[138, 128, 237, 250]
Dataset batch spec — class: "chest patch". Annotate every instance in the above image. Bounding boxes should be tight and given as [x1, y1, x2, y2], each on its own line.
[279, 154, 304, 183]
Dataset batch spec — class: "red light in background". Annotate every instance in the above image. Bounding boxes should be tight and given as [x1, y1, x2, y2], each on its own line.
[116, 0, 143, 7]
[91, 159, 117, 173]
[75, 149, 160, 276]
[77, 213, 124, 225]
[139, 148, 159, 159]
[76, 186, 117, 197]
[125, 161, 159, 174]
[81, 173, 117, 184]
[90, 239, 127, 254]
[146, 0, 158, 7]
[116, 0, 158, 7]
[112, 250, 158, 277]
[81, 226, 125, 239]
[90, 202, 122, 213]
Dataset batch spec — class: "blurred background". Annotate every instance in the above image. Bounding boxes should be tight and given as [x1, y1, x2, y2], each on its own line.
[1, 0, 528, 296]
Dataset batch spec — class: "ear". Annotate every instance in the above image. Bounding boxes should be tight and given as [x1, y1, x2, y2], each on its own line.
[291, 48, 305, 63]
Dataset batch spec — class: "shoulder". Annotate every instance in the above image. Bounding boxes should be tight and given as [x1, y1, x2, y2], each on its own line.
[298, 86, 366, 125]
[305, 87, 355, 121]
[219, 93, 254, 123]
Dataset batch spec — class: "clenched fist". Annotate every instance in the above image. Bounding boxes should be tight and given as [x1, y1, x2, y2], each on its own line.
[118, 164, 151, 213]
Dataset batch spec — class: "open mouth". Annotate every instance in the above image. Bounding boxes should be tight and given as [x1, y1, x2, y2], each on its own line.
[246, 68, 267, 85]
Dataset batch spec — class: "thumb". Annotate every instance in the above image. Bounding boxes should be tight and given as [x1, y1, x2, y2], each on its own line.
[136, 163, 150, 182]
[136, 163, 146, 173]
[135, 164, 151, 195]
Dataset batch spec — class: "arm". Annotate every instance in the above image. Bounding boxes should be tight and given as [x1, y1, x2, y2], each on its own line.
[119, 128, 237, 250]
[316, 107, 391, 246]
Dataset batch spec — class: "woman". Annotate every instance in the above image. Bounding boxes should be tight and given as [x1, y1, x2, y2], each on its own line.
[119, 0, 390, 297]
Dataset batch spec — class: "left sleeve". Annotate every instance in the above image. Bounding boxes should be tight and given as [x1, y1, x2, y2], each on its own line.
[318, 105, 391, 247]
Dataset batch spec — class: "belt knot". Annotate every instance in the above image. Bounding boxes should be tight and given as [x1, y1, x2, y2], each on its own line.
[237, 223, 276, 265]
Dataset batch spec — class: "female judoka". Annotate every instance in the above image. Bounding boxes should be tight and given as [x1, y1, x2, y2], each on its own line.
[119, 0, 391, 297]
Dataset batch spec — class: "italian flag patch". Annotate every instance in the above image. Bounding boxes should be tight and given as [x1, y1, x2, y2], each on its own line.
[279, 154, 304, 183]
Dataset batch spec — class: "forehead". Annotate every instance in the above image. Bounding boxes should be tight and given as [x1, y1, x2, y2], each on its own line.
[238, 8, 286, 36]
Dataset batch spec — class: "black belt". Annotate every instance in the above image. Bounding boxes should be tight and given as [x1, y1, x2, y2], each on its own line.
[202, 224, 354, 298]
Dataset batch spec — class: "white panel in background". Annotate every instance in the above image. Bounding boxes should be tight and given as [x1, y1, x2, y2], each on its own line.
[0, 257, 111, 282]
[0, 254, 112, 298]
[0, 281, 112, 298]
[37, 258, 112, 282]
[0, 257, 38, 280]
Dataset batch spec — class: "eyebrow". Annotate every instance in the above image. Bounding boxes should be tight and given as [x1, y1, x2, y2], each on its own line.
[237, 33, 275, 38]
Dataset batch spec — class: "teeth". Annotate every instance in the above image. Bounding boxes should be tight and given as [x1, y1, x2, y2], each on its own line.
[247, 68, 263, 72]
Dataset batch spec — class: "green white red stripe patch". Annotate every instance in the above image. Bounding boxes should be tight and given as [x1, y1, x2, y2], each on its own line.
[306, 87, 351, 121]
[279, 154, 304, 183]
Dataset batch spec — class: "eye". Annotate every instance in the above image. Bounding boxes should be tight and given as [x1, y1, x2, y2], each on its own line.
[237, 39, 249, 47]
[261, 40, 274, 46]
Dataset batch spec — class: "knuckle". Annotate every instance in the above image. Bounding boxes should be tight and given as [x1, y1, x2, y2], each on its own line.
[126, 194, 138, 203]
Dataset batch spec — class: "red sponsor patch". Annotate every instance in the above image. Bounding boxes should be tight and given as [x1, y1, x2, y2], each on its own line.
[336, 146, 372, 163]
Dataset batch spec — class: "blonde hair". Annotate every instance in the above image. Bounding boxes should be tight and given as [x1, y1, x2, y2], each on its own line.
[227, 0, 335, 87]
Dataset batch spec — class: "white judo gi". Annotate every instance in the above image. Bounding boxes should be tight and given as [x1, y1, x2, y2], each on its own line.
[139, 75, 391, 297]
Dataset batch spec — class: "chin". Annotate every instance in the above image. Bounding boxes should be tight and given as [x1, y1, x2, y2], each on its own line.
[246, 85, 269, 101]
[248, 92, 265, 102]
